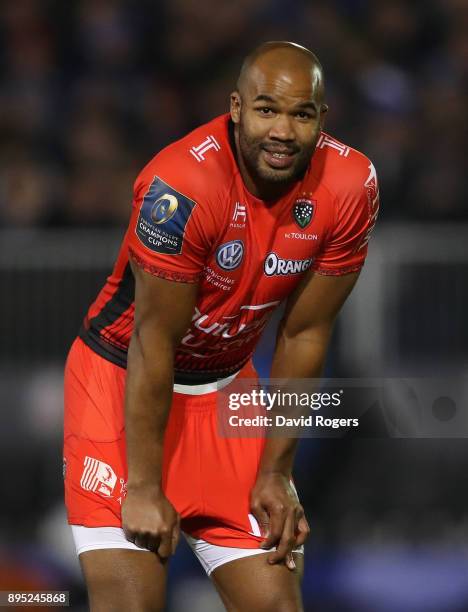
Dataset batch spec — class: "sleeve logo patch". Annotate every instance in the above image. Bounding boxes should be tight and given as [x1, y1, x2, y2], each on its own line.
[151, 194, 179, 224]
[135, 176, 196, 254]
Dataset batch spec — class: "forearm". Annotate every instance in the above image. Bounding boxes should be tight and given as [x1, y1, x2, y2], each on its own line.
[125, 330, 174, 489]
[269, 321, 331, 379]
[259, 324, 332, 476]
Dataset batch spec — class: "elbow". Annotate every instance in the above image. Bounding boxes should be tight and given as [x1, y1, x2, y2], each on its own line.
[129, 322, 175, 365]
[277, 319, 334, 347]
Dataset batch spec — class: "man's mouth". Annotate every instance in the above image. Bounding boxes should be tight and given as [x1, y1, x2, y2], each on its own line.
[261, 145, 298, 169]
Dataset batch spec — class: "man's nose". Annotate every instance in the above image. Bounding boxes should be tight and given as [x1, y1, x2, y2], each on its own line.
[268, 114, 295, 141]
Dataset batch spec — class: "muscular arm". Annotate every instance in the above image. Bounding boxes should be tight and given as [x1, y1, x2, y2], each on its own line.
[261, 270, 359, 474]
[251, 270, 359, 566]
[122, 260, 198, 556]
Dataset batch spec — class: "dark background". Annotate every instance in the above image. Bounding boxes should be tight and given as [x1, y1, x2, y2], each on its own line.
[0, 1, 467, 610]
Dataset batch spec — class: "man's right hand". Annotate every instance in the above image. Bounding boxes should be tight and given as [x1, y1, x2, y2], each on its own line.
[122, 484, 180, 559]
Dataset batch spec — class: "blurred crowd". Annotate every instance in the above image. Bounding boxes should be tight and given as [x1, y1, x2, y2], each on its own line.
[1, 3, 467, 608]
[0, 0, 467, 228]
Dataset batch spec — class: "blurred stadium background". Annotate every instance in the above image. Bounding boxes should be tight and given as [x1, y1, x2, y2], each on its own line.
[0, 1, 467, 610]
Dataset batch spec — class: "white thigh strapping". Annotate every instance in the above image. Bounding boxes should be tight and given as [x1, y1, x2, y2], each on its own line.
[71, 525, 150, 555]
[70, 525, 303, 576]
[184, 534, 304, 576]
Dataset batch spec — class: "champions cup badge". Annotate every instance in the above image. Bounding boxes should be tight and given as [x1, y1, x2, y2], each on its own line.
[293, 199, 315, 229]
[151, 194, 179, 224]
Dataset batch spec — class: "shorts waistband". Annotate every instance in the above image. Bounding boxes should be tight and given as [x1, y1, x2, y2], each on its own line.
[173, 370, 239, 396]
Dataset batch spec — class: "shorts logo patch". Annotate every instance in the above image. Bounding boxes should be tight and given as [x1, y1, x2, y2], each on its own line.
[293, 199, 315, 229]
[216, 240, 244, 271]
[136, 176, 196, 255]
[80, 456, 117, 498]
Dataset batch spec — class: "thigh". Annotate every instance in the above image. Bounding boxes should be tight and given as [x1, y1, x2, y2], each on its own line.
[80, 549, 168, 612]
[166, 387, 266, 547]
[211, 552, 304, 612]
[64, 339, 128, 526]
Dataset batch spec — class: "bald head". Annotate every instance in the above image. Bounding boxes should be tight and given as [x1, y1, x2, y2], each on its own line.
[237, 41, 325, 103]
[230, 41, 328, 200]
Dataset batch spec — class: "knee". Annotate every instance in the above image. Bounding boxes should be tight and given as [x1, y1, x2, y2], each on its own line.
[260, 592, 304, 612]
[265, 599, 303, 612]
[80, 549, 167, 612]
[281, 603, 303, 612]
[87, 580, 165, 612]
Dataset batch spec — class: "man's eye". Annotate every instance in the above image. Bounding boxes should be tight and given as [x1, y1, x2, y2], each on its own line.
[296, 111, 312, 120]
[257, 107, 273, 115]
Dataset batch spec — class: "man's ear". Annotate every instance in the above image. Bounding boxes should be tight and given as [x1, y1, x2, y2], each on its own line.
[230, 92, 241, 124]
[319, 103, 328, 129]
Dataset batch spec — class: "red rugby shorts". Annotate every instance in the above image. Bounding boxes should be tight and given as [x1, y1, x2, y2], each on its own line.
[63, 337, 265, 548]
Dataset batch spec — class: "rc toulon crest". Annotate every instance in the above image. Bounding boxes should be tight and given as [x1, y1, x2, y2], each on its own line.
[293, 199, 315, 229]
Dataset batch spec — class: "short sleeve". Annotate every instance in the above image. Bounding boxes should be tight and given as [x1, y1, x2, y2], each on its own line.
[127, 173, 212, 283]
[312, 161, 380, 276]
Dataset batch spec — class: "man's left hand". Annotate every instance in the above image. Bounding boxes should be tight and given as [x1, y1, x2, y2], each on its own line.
[250, 471, 310, 570]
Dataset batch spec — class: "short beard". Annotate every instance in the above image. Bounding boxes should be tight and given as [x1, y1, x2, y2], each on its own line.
[238, 121, 317, 186]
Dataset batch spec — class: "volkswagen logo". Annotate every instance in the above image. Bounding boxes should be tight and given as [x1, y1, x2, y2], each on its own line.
[216, 240, 244, 271]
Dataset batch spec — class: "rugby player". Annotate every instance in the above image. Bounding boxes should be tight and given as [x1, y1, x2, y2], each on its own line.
[63, 41, 379, 611]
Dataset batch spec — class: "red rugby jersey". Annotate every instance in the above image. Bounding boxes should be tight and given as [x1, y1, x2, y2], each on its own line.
[80, 114, 379, 380]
